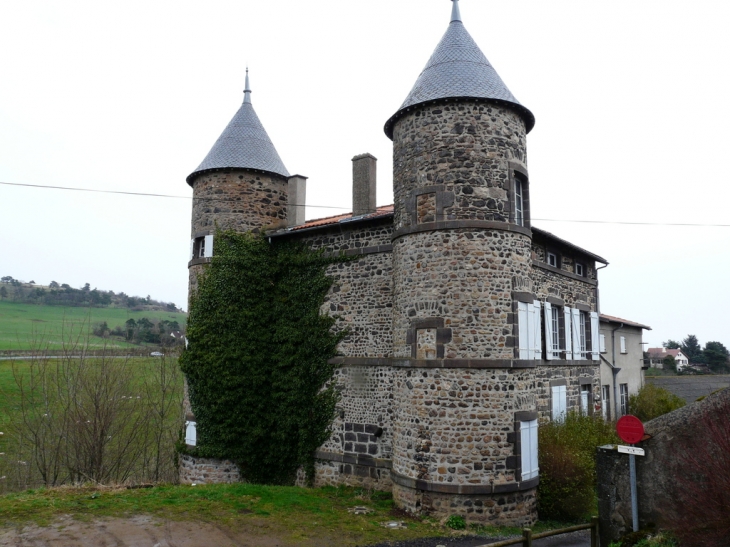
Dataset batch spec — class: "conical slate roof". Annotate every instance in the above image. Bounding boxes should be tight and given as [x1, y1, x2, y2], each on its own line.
[187, 71, 290, 185]
[384, 0, 534, 138]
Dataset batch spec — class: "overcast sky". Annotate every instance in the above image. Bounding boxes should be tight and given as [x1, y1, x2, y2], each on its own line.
[1, 0, 728, 348]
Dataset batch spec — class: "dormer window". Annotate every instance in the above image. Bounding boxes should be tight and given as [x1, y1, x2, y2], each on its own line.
[575, 263, 584, 277]
[547, 252, 558, 268]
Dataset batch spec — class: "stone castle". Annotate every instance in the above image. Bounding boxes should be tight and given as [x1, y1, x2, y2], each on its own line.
[183, 0, 607, 525]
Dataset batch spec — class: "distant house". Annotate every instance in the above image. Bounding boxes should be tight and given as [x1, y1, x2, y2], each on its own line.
[647, 348, 690, 371]
[599, 315, 652, 420]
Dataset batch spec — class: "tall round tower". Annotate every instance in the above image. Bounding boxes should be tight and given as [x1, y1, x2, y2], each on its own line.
[186, 70, 290, 296]
[386, 0, 539, 524]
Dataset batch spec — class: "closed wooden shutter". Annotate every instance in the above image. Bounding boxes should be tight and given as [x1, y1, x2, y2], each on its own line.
[190, 239, 195, 260]
[518, 302, 529, 359]
[552, 385, 567, 421]
[600, 334, 606, 353]
[620, 336, 627, 354]
[185, 421, 197, 446]
[521, 419, 539, 481]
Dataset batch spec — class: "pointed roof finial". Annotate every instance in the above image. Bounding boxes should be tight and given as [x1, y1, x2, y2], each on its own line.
[244, 67, 252, 104]
[451, 0, 462, 23]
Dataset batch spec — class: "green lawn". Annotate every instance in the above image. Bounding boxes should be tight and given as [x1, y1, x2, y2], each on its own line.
[0, 301, 186, 350]
[0, 483, 559, 544]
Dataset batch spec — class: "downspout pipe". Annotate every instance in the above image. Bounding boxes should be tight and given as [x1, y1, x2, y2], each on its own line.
[611, 322, 624, 419]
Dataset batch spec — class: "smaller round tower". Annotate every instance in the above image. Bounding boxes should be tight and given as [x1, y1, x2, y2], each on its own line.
[186, 69, 291, 300]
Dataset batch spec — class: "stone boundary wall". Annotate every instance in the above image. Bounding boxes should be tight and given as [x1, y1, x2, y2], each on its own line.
[596, 387, 730, 545]
[179, 454, 241, 485]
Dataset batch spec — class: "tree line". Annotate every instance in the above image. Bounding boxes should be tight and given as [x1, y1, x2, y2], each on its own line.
[0, 276, 179, 312]
[93, 318, 183, 346]
[660, 334, 730, 373]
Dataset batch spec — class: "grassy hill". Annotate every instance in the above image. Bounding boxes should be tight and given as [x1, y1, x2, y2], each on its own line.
[0, 301, 187, 351]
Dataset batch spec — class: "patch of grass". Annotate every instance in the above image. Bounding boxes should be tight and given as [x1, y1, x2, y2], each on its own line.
[0, 484, 578, 545]
[0, 301, 186, 350]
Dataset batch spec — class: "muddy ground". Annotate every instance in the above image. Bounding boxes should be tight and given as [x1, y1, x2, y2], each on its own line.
[0, 516, 590, 547]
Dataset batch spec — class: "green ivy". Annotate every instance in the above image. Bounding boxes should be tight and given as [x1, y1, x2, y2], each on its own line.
[179, 230, 349, 485]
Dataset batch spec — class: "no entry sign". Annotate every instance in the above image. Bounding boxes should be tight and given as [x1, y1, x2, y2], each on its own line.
[616, 415, 644, 444]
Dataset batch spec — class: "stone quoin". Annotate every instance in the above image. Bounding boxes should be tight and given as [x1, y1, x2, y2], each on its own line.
[183, 1, 609, 526]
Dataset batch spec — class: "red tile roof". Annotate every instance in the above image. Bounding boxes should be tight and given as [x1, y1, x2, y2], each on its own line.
[278, 205, 395, 233]
[600, 314, 652, 330]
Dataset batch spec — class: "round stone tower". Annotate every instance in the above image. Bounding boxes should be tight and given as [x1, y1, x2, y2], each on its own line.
[186, 69, 291, 300]
[385, 0, 540, 524]
[180, 71, 291, 484]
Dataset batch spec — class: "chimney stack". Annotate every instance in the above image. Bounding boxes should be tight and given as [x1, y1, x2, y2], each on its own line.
[287, 174, 307, 227]
[352, 153, 377, 216]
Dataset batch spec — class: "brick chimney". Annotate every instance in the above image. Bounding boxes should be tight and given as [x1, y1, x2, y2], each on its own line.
[352, 153, 377, 216]
[287, 174, 307, 227]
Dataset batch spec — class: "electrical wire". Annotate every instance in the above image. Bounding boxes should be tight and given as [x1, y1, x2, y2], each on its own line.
[2, 180, 729, 227]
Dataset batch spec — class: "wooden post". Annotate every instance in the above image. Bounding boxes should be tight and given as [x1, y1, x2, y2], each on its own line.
[522, 528, 532, 547]
[591, 516, 599, 547]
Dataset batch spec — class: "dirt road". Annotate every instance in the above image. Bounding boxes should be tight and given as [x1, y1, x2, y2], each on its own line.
[0, 517, 591, 547]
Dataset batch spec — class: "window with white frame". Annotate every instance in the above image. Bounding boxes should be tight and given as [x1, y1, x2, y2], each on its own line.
[620, 336, 627, 354]
[190, 235, 214, 260]
[620, 384, 629, 416]
[600, 333, 607, 354]
[602, 385, 611, 420]
[515, 178, 525, 227]
[575, 262, 585, 277]
[567, 308, 600, 360]
[518, 300, 542, 360]
[544, 302, 564, 360]
[520, 419, 539, 481]
[552, 384, 567, 421]
[547, 252, 558, 268]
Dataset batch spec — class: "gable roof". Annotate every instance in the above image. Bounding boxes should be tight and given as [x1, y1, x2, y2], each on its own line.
[187, 71, 289, 185]
[384, 0, 534, 138]
[600, 314, 652, 330]
[532, 227, 609, 265]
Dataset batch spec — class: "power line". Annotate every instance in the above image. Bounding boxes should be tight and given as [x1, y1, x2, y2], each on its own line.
[2, 180, 729, 227]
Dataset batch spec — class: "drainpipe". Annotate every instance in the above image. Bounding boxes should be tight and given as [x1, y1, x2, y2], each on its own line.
[595, 263, 608, 314]
[611, 322, 624, 419]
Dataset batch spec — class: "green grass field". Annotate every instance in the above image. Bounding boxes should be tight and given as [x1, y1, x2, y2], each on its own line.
[0, 301, 187, 350]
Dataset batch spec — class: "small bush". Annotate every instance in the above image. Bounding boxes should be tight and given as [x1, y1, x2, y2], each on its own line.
[445, 514, 466, 530]
[628, 384, 685, 422]
[538, 412, 618, 521]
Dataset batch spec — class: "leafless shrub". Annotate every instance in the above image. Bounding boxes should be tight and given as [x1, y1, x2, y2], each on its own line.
[3, 322, 183, 491]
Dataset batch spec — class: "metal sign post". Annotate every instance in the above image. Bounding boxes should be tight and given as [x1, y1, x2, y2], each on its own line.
[616, 415, 646, 533]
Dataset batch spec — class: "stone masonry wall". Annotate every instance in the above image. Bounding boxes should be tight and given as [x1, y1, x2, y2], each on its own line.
[391, 367, 537, 487]
[392, 229, 532, 359]
[392, 102, 528, 230]
[179, 454, 241, 484]
[190, 170, 288, 236]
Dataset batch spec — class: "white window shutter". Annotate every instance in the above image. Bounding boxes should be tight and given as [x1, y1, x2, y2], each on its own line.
[204, 235, 214, 258]
[620, 336, 627, 354]
[532, 300, 542, 360]
[518, 302, 530, 360]
[590, 312, 600, 360]
[530, 420, 539, 478]
[544, 302, 554, 360]
[185, 421, 197, 446]
[564, 307, 573, 360]
[600, 334, 606, 354]
[521, 419, 538, 481]
[571, 308, 582, 359]
[190, 239, 195, 260]
[552, 385, 567, 421]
